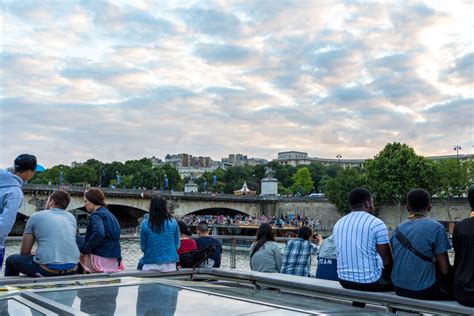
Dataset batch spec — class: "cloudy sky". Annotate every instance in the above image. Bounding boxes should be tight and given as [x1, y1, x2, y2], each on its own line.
[1, 0, 473, 168]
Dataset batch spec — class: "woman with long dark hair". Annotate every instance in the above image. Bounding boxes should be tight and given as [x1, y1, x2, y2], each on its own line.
[249, 223, 282, 273]
[138, 196, 180, 272]
[79, 188, 123, 273]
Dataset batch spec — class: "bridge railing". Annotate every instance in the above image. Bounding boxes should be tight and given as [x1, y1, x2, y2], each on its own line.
[21, 184, 330, 201]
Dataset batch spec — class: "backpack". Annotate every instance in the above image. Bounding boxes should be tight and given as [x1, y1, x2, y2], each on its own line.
[179, 244, 215, 268]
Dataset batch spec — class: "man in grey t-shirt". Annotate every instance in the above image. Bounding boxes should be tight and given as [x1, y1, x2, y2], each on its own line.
[5, 190, 80, 277]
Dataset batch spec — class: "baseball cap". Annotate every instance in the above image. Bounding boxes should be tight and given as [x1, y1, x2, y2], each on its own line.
[14, 154, 45, 172]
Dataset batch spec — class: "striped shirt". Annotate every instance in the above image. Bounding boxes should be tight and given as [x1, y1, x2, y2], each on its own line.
[333, 211, 389, 283]
[280, 238, 319, 276]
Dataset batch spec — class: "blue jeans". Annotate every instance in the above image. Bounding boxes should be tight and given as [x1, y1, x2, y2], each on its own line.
[4, 254, 76, 277]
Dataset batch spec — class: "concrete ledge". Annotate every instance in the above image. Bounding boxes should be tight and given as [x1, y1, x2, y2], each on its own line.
[208, 269, 474, 315]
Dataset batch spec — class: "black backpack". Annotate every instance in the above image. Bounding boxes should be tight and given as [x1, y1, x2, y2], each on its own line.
[179, 244, 215, 268]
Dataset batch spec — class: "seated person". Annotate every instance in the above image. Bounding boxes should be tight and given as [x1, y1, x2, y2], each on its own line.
[195, 221, 222, 268]
[333, 188, 393, 291]
[452, 186, 474, 307]
[5, 190, 79, 277]
[249, 223, 282, 273]
[281, 226, 322, 277]
[391, 189, 452, 300]
[315, 234, 338, 281]
[177, 221, 197, 256]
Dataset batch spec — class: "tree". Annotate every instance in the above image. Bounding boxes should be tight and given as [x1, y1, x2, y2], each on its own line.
[365, 142, 436, 205]
[65, 165, 97, 185]
[291, 167, 314, 195]
[322, 168, 367, 214]
[434, 159, 470, 197]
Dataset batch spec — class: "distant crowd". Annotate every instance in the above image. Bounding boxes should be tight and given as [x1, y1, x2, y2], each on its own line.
[178, 214, 323, 230]
[0, 154, 473, 308]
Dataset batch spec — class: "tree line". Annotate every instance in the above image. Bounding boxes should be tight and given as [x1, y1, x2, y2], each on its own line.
[30, 143, 473, 213]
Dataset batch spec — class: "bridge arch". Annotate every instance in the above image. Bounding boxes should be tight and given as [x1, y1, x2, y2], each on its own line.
[182, 208, 250, 217]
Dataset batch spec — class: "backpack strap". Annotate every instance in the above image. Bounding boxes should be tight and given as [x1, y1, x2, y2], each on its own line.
[394, 228, 436, 263]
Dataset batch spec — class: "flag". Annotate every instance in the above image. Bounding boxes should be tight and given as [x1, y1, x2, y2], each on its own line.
[59, 171, 63, 184]
[164, 177, 169, 190]
[212, 175, 217, 186]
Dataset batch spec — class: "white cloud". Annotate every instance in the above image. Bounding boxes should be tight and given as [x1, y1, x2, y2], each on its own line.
[0, 1, 473, 167]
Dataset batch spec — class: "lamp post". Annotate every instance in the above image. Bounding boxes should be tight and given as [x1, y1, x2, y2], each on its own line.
[116, 171, 120, 186]
[453, 145, 462, 158]
[336, 154, 342, 166]
[59, 167, 63, 185]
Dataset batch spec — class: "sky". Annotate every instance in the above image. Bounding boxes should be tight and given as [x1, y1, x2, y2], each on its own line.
[0, 0, 473, 168]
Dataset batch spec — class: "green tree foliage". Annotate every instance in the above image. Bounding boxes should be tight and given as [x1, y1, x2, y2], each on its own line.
[291, 167, 314, 195]
[322, 168, 367, 214]
[65, 165, 97, 185]
[434, 159, 470, 197]
[365, 142, 437, 205]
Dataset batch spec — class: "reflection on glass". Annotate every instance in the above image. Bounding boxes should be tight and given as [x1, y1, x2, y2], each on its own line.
[0, 299, 44, 316]
[78, 286, 119, 315]
[136, 284, 179, 316]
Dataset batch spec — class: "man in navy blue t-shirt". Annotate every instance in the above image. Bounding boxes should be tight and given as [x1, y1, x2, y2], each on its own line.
[195, 221, 222, 268]
[391, 188, 452, 300]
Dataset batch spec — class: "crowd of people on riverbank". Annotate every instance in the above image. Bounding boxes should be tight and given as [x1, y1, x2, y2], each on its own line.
[0, 154, 473, 308]
[179, 213, 323, 230]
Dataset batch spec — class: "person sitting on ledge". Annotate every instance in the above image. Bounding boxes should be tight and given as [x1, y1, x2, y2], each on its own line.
[280, 226, 322, 277]
[452, 186, 474, 307]
[391, 189, 452, 300]
[333, 188, 393, 292]
[5, 190, 79, 277]
[195, 221, 222, 268]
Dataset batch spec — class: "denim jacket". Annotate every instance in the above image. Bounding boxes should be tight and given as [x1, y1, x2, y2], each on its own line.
[81, 207, 121, 259]
[138, 218, 180, 267]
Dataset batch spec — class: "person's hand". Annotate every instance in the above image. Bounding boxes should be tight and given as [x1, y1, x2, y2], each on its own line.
[30, 250, 37, 256]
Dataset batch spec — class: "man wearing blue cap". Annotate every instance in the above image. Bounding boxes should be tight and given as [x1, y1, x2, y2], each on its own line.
[0, 154, 44, 270]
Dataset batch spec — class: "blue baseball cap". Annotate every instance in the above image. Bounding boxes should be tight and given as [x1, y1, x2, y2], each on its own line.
[14, 154, 45, 172]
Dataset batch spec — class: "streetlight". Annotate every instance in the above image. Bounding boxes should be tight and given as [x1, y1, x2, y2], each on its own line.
[336, 154, 342, 166]
[453, 145, 462, 158]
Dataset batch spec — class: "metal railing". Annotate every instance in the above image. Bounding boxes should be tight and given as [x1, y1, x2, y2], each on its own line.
[4, 235, 296, 271]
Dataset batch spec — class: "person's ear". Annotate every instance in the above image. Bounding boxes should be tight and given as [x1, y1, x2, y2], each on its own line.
[427, 204, 432, 212]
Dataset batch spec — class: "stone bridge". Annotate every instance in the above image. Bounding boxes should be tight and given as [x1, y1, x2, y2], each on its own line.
[16, 184, 340, 233]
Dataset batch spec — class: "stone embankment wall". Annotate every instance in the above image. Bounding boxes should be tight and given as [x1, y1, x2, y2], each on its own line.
[378, 198, 470, 232]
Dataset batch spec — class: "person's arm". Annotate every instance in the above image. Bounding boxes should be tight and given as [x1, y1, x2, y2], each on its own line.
[174, 222, 181, 250]
[0, 193, 22, 242]
[434, 226, 452, 276]
[376, 243, 393, 272]
[20, 233, 35, 255]
[374, 222, 393, 272]
[81, 214, 105, 254]
[274, 244, 282, 271]
[140, 221, 147, 253]
[436, 252, 451, 275]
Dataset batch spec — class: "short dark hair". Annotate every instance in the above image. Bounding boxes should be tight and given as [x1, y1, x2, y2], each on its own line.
[349, 188, 372, 209]
[297, 226, 312, 240]
[468, 185, 474, 210]
[178, 220, 192, 236]
[407, 188, 430, 212]
[197, 221, 209, 233]
[49, 190, 70, 209]
[14, 154, 38, 172]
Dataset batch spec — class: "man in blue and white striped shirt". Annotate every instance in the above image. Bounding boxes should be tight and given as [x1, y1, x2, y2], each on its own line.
[333, 188, 393, 292]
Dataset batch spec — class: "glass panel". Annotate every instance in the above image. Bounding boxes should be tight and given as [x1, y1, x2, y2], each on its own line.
[0, 299, 45, 316]
[37, 283, 310, 315]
